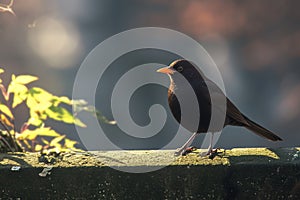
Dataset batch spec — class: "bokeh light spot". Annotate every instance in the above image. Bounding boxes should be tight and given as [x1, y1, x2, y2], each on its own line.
[27, 16, 80, 69]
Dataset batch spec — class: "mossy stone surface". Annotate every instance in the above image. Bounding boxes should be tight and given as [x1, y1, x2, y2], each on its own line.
[0, 148, 299, 199]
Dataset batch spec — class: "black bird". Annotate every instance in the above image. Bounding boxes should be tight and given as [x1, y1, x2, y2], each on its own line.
[157, 59, 282, 156]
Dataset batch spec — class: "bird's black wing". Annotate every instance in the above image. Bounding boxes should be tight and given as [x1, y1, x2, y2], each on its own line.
[201, 79, 249, 126]
[202, 78, 282, 141]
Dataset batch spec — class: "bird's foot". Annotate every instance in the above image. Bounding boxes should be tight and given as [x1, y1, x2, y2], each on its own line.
[174, 146, 197, 156]
[199, 148, 220, 159]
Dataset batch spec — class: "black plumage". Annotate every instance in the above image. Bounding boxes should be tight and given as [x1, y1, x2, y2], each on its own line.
[157, 59, 282, 156]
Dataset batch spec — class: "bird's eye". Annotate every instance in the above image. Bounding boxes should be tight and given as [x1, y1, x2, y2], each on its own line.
[177, 66, 183, 72]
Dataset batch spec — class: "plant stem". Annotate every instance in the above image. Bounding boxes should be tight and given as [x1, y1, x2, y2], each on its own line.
[0, 120, 17, 152]
[0, 134, 14, 152]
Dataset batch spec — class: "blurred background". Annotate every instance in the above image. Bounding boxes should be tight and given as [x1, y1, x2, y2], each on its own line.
[0, 0, 299, 150]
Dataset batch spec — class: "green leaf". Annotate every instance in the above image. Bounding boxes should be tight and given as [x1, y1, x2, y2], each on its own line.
[53, 96, 72, 106]
[36, 102, 52, 112]
[29, 87, 54, 101]
[74, 118, 86, 127]
[34, 102, 52, 113]
[7, 83, 28, 95]
[0, 104, 13, 119]
[72, 99, 88, 113]
[26, 96, 52, 114]
[14, 75, 38, 85]
[35, 144, 43, 151]
[41, 138, 49, 145]
[45, 106, 74, 124]
[17, 129, 38, 140]
[72, 99, 88, 105]
[49, 135, 65, 147]
[18, 127, 61, 140]
[64, 138, 77, 149]
[12, 91, 28, 108]
[96, 110, 116, 125]
[26, 95, 38, 108]
[27, 117, 43, 126]
[37, 128, 61, 137]
[0, 114, 14, 127]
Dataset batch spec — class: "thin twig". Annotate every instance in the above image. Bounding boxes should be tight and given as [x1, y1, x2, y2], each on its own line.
[0, 0, 15, 16]
[0, 120, 17, 151]
[0, 134, 13, 152]
[0, 83, 19, 151]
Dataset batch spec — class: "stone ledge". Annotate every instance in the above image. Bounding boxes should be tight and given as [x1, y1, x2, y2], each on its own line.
[0, 148, 300, 199]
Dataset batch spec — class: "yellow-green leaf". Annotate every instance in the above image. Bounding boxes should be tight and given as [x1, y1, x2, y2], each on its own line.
[37, 128, 61, 137]
[0, 114, 14, 127]
[23, 139, 31, 149]
[0, 68, 4, 74]
[14, 75, 38, 85]
[52, 96, 72, 106]
[37, 102, 52, 111]
[74, 118, 86, 127]
[10, 130, 15, 135]
[35, 144, 43, 151]
[50, 135, 65, 147]
[29, 87, 53, 101]
[64, 138, 77, 149]
[41, 138, 49, 145]
[59, 96, 72, 104]
[17, 127, 61, 140]
[13, 96, 23, 108]
[27, 116, 43, 127]
[12, 92, 27, 108]
[45, 106, 74, 124]
[26, 95, 38, 108]
[7, 83, 28, 95]
[17, 129, 38, 140]
[0, 104, 13, 119]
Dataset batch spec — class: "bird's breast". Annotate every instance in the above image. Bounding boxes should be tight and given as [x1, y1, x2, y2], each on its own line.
[168, 87, 212, 133]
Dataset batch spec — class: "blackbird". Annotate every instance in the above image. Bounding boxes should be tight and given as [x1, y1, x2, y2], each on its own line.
[157, 59, 282, 156]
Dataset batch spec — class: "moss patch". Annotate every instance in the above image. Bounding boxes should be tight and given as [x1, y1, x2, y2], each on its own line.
[0, 148, 299, 199]
[0, 147, 299, 168]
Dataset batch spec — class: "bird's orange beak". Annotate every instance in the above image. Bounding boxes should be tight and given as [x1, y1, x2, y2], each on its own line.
[156, 66, 175, 74]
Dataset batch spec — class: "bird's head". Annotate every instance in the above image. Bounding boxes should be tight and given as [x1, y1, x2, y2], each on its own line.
[157, 59, 205, 82]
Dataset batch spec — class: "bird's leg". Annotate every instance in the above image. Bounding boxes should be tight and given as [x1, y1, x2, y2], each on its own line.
[175, 132, 197, 156]
[200, 132, 218, 157]
[207, 132, 214, 153]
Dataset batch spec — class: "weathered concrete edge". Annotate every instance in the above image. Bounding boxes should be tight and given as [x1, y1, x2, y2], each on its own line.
[0, 147, 299, 199]
[0, 147, 299, 168]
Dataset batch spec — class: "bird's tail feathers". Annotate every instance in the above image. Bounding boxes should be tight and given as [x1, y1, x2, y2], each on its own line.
[244, 116, 282, 141]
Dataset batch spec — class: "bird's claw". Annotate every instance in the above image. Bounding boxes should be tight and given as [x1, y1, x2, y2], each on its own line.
[175, 146, 197, 156]
[199, 148, 220, 159]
